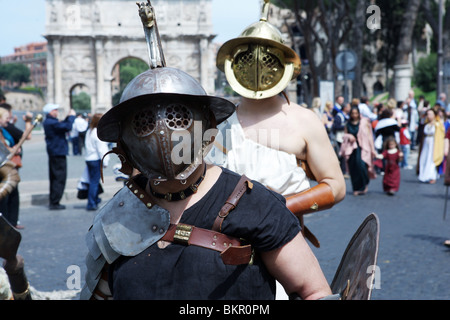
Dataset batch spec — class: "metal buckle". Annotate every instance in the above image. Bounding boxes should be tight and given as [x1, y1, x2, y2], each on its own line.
[173, 224, 193, 245]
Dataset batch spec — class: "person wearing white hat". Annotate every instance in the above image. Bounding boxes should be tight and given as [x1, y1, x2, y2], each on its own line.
[43, 103, 60, 114]
[42, 104, 76, 210]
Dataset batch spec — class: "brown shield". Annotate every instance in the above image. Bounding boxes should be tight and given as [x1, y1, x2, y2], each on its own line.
[330, 213, 380, 300]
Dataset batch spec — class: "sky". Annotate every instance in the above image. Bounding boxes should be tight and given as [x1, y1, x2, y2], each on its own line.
[0, 0, 261, 57]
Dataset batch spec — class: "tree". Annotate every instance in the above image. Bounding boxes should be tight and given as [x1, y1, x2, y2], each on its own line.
[272, 0, 359, 100]
[393, 0, 422, 98]
[72, 91, 91, 111]
[0, 63, 31, 87]
[119, 58, 148, 91]
[350, 0, 366, 99]
[112, 58, 148, 106]
[414, 53, 437, 92]
[421, 0, 450, 97]
[272, 0, 428, 100]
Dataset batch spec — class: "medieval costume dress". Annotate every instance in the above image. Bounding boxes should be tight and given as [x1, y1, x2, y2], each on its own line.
[418, 121, 445, 183]
[340, 117, 376, 195]
[381, 148, 401, 194]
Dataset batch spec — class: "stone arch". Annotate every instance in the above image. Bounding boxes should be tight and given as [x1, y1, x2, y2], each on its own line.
[69, 82, 92, 112]
[110, 56, 149, 105]
[44, 0, 216, 117]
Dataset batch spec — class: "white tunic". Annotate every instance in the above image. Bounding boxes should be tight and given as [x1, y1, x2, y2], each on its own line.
[205, 111, 311, 196]
[418, 124, 438, 182]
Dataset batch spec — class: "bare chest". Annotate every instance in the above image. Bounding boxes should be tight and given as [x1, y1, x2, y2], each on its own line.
[238, 114, 306, 158]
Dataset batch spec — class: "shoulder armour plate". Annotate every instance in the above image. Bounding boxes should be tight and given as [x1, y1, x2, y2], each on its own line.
[80, 185, 171, 299]
[94, 185, 170, 261]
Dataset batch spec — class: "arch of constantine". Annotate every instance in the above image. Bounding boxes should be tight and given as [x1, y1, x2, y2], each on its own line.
[44, 0, 216, 114]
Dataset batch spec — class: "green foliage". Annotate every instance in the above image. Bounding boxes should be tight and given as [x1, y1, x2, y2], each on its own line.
[0, 63, 31, 86]
[413, 53, 437, 93]
[375, 0, 407, 70]
[72, 91, 91, 111]
[21, 86, 44, 98]
[112, 58, 148, 106]
[120, 65, 140, 90]
[119, 58, 148, 91]
[413, 87, 436, 106]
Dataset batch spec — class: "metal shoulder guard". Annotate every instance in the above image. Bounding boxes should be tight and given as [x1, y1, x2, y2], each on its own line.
[80, 182, 170, 300]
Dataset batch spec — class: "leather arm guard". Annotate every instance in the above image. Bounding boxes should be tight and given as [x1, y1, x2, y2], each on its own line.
[285, 183, 335, 248]
[285, 182, 335, 216]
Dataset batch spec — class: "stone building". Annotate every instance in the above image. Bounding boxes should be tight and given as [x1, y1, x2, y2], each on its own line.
[44, 0, 217, 115]
[0, 42, 48, 95]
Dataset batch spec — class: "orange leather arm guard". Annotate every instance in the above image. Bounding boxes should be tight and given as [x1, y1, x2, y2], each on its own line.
[285, 183, 335, 216]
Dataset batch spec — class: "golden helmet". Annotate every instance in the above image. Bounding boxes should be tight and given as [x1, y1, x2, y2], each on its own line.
[216, 0, 301, 99]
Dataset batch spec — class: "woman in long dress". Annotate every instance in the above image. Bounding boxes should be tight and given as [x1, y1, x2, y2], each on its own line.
[341, 106, 376, 195]
[418, 108, 445, 183]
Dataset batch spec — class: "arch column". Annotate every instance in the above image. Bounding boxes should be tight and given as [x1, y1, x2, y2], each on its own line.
[48, 38, 64, 109]
[95, 38, 106, 112]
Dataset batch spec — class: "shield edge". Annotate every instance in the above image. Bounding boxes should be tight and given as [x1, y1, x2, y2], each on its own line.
[330, 213, 380, 300]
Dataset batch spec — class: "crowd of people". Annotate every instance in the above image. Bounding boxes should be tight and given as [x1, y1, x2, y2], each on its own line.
[0, 93, 112, 229]
[314, 91, 450, 197]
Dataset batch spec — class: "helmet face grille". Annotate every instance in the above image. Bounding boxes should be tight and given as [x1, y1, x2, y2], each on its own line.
[232, 45, 284, 92]
[234, 50, 257, 91]
[132, 108, 156, 137]
[259, 50, 284, 89]
[164, 104, 193, 130]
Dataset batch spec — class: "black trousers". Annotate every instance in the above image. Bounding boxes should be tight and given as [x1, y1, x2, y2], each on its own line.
[48, 155, 67, 205]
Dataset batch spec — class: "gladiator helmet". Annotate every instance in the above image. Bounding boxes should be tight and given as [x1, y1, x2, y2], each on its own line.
[216, 0, 301, 99]
[97, 1, 235, 182]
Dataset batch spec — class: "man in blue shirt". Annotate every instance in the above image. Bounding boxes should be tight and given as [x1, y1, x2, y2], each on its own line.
[43, 104, 76, 210]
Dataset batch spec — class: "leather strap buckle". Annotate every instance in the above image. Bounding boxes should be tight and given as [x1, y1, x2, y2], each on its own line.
[173, 224, 193, 245]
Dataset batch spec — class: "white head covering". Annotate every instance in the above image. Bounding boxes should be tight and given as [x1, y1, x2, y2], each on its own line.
[43, 103, 60, 113]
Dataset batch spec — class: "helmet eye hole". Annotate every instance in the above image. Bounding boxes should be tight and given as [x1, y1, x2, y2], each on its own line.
[164, 104, 193, 130]
[132, 108, 156, 137]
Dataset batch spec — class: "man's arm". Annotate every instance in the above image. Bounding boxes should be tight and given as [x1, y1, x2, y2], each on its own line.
[291, 110, 346, 204]
[260, 232, 332, 300]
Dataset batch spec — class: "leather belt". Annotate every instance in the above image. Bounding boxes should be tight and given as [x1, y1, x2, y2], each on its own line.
[161, 223, 252, 265]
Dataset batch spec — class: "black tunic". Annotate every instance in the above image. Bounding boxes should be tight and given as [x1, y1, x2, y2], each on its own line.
[109, 168, 301, 300]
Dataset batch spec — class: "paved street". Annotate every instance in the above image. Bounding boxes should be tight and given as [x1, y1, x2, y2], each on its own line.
[9, 132, 450, 300]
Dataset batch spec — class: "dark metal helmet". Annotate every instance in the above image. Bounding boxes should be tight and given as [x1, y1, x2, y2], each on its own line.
[98, 67, 235, 142]
[97, 67, 235, 181]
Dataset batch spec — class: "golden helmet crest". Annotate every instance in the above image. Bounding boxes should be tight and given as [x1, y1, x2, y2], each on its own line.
[216, 0, 301, 99]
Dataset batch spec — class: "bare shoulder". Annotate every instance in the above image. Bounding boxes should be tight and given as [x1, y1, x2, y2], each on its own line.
[283, 102, 323, 127]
